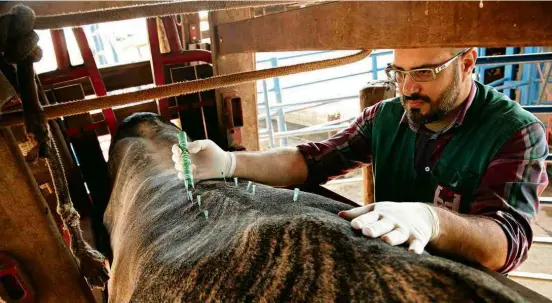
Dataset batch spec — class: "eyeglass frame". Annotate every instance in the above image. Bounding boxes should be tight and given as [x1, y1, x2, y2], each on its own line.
[385, 48, 471, 83]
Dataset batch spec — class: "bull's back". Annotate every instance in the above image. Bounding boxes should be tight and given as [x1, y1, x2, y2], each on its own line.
[105, 176, 522, 303]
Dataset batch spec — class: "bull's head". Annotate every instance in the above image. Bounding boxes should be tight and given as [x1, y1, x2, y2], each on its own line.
[107, 112, 183, 184]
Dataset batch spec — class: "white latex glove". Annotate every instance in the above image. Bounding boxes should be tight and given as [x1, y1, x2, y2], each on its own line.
[338, 202, 440, 254]
[171, 139, 236, 181]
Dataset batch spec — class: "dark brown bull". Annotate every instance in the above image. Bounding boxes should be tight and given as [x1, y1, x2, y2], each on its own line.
[104, 112, 523, 302]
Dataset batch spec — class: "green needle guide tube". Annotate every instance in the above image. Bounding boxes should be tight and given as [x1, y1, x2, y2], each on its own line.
[178, 132, 195, 190]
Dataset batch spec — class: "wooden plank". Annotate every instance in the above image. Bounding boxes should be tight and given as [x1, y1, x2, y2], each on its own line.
[217, 1, 552, 54]
[209, 8, 259, 151]
[359, 81, 396, 205]
[0, 128, 95, 302]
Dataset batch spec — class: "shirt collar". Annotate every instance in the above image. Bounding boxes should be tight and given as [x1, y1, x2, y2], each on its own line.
[400, 81, 476, 135]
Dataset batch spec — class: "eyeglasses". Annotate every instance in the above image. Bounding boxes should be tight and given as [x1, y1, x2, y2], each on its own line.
[385, 48, 470, 83]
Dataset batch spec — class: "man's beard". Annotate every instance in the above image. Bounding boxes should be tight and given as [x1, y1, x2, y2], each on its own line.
[401, 68, 461, 125]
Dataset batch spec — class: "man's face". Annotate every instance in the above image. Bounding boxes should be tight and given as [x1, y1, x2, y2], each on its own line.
[392, 49, 463, 125]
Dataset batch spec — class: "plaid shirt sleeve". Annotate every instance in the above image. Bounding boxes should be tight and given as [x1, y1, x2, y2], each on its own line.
[296, 103, 381, 186]
[470, 122, 548, 274]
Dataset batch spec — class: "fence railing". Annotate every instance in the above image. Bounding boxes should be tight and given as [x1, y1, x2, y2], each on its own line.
[257, 49, 552, 145]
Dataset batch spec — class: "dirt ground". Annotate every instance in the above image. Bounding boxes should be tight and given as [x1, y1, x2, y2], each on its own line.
[324, 180, 552, 299]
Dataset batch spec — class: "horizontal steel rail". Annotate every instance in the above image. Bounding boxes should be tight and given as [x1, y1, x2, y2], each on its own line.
[476, 52, 552, 67]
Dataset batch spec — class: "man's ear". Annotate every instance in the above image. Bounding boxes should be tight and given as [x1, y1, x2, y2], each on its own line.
[460, 48, 478, 80]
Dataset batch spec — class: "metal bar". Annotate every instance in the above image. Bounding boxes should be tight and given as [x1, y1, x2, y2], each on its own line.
[503, 47, 515, 98]
[256, 51, 393, 94]
[304, 117, 354, 129]
[259, 124, 349, 141]
[476, 52, 552, 67]
[477, 48, 486, 83]
[371, 55, 379, 80]
[494, 81, 528, 92]
[533, 237, 552, 244]
[259, 117, 354, 139]
[262, 80, 275, 148]
[257, 95, 359, 119]
[486, 77, 506, 88]
[270, 58, 288, 146]
[147, 17, 169, 117]
[257, 67, 388, 95]
[508, 272, 552, 281]
[521, 48, 533, 104]
[259, 95, 359, 111]
[162, 16, 183, 54]
[50, 29, 71, 70]
[73, 27, 118, 135]
[539, 62, 552, 103]
[522, 106, 552, 113]
[540, 196, 552, 203]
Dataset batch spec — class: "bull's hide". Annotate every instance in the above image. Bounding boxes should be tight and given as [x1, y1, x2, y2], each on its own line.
[104, 113, 523, 303]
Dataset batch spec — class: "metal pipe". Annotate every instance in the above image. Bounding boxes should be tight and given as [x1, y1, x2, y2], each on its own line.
[258, 97, 359, 120]
[508, 271, 552, 281]
[540, 196, 552, 204]
[256, 68, 387, 95]
[486, 77, 506, 88]
[538, 63, 552, 103]
[533, 237, 552, 244]
[476, 52, 552, 67]
[271, 58, 288, 146]
[259, 124, 349, 141]
[494, 81, 528, 92]
[256, 50, 392, 64]
[257, 95, 359, 120]
[262, 80, 275, 148]
[259, 117, 354, 139]
[259, 94, 359, 111]
[522, 105, 552, 113]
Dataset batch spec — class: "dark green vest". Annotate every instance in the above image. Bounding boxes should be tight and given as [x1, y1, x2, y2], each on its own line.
[371, 81, 542, 213]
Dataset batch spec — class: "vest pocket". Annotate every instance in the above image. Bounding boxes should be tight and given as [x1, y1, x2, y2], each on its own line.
[431, 164, 480, 212]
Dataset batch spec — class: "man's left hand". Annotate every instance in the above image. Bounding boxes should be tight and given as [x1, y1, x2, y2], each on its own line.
[338, 202, 440, 254]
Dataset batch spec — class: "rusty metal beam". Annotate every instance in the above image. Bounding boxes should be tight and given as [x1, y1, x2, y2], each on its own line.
[0, 1, 161, 15]
[217, 1, 552, 54]
[0, 128, 95, 302]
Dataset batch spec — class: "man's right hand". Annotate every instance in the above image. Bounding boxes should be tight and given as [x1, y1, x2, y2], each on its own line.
[171, 139, 236, 181]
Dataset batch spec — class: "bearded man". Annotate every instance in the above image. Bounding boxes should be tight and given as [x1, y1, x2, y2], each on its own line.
[173, 48, 548, 273]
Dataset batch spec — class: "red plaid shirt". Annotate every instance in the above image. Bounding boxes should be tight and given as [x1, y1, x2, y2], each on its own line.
[297, 82, 548, 273]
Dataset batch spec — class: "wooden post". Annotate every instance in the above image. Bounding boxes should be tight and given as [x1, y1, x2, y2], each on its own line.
[359, 81, 396, 205]
[0, 128, 95, 302]
[209, 8, 259, 151]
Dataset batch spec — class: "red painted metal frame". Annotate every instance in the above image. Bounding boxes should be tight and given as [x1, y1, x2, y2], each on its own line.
[147, 17, 212, 119]
[41, 28, 118, 135]
[0, 252, 35, 303]
[72, 28, 118, 135]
